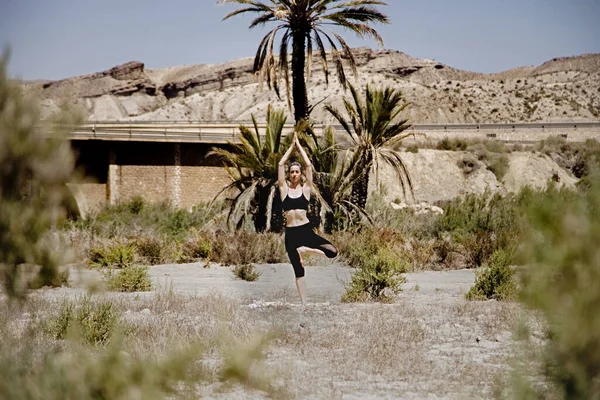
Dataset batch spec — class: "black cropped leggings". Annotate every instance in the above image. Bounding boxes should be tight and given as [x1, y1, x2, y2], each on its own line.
[285, 223, 338, 278]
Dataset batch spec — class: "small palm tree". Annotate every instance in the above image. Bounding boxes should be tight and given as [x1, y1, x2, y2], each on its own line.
[210, 105, 290, 232]
[218, 0, 389, 124]
[299, 126, 370, 232]
[324, 84, 413, 210]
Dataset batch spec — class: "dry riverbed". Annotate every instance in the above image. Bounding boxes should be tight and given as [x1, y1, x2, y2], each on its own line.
[29, 262, 525, 399]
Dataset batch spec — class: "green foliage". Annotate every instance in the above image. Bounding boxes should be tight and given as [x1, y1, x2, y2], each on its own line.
[0, 293, 276, 400]
[299, 125, 370, 233]
[538, 136, 600, 180]
[0, 334, 208, 400]
[470, 143, 509, 180]
[73, 198, 222, 240]
[466, 249, 517, 300]
[436, 190, 525, 267]
[405, 144, 419, 153]
[457, 153, 480, 175]
[485, 153, 509, 180]
[0, 53, 77, 298]
[516, 171, 600, 399]
[220, 0, 389, 123]
[324, 84, 413, 210]
[342, 246, 407, 303]
[437, 137, 468, 151]
[233, 264, 261, 282]
[337, 227, 408, 302]
[48, 297, 120, 345]
[209, 231, 285, 266]
[180, 231, 213, 262]
[105, 265, 153, 292]
[209, 105, 290, 232]
[132, 235, 183, 265]
[336, 227, 405, 270]
[88, 241, 136, 269]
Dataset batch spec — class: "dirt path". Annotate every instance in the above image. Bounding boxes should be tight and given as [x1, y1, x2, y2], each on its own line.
[35, 263, 523, 399]
[60, 262, 476, 305]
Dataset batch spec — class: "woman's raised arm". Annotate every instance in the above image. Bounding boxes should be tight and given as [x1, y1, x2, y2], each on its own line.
[295, 136, 313, 190]
[278, 138, 296, 191]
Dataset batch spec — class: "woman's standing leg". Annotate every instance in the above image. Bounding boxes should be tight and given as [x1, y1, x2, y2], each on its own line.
[285, 228, 307, 307]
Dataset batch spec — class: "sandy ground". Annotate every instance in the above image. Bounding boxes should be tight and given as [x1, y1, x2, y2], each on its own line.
[29, 262, 526, 399]
[46, 262, 475, 305]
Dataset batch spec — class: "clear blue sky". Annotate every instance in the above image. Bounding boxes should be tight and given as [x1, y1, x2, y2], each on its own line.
[1, 0, 599, 80]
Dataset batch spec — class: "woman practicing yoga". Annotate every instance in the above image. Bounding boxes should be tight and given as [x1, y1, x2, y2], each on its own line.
[278, 134, 338, 307]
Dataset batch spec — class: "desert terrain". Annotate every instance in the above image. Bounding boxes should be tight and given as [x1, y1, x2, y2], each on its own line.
[29, 261, 527, 399]
[20, 48, 600, 124]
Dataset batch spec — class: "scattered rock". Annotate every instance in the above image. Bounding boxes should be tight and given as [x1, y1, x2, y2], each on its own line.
[390, 201, 444, 214]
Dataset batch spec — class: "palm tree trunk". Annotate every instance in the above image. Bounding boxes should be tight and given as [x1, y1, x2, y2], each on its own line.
[291, 30, 309, 124]
[254, 186, 270, 232]
[351, 153, 373, 210]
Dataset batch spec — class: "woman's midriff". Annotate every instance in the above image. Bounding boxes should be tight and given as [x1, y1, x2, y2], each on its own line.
[285, 209, 310, 227]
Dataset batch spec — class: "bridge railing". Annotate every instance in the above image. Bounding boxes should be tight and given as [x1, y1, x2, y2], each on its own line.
[39, 121, 600, 143]
[61, 122, 327, 143]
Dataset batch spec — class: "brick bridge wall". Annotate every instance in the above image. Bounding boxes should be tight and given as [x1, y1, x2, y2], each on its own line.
[69, 141, 231, 216]
[67, 126, 600, 217]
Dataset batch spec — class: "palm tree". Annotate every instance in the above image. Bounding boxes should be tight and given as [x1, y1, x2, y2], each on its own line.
[298, 125, 370, 232]
[218, 0, 389, 124]
[210, 105, 290, 232]
[324, 83, 413, 210]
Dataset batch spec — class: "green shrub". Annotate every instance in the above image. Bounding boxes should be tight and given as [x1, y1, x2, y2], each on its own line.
[342, 247, 408, 303]
[127, 195, 145, 214]
[436, 190, 523, 268]
[336, 227, 406, 270]
[538, 137, 600, 180]
[133, 235, 166, 265]
[132, 235, 182, 265]
[405, 144, 419, 153]
[466, 249, 517, 300]
[233, 264, 261, 281]
[72, 200, 226, 242]
[106, 266, 152, 292]
[0, 330, 272, 400]
[437, 137, 468, 151]
[88, 241, 136, 269]
[431, 236, 459, 268]
[485, 153, 509, 180]
[470, 143, 510, 180]
[209, 231, 285, 265]
[27, 265, 70, 290]
[48, 297, 120, 345]
[403, 237, 436, 271]
[180, 230, 213, 262]
[457, 153, 480, 175]
[515, 171, 600, 398]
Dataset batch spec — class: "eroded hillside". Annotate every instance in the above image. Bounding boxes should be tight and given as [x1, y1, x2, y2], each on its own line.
[21, 48, 600, 123]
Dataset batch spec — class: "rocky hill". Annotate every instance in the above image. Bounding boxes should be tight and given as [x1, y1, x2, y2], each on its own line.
[21, 48, 600, 124]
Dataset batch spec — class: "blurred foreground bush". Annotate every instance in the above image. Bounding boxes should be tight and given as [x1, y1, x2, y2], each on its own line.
[0, 53, 77, 298]
[515, 171, 600, 398]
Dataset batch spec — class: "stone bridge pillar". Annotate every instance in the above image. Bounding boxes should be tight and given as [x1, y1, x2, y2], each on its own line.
[172, 143, 181, 208]
[108, 150, 120, 205]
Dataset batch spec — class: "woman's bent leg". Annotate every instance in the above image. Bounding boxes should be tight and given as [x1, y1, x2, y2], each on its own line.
[304, 231, 338, 259]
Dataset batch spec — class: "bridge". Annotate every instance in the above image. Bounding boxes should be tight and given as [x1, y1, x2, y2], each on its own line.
[55, 121, 599, 219]
[61, 121, 600, 143]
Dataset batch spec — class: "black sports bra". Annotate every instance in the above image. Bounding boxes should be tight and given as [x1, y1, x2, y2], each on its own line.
[282, 190, 309, 212]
